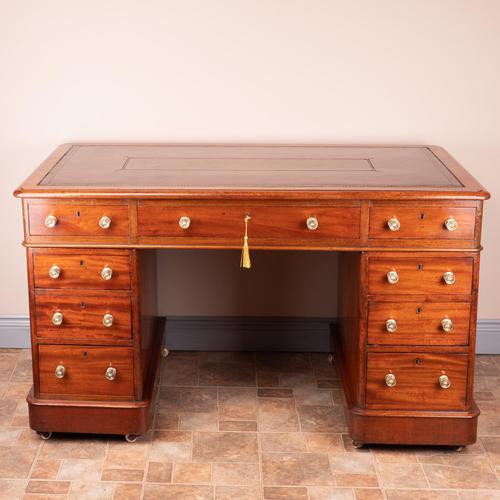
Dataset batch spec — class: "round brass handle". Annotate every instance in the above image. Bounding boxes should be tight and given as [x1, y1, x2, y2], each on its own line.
[443, 271, 456, 285]
[386, 270, 399, 284]
[52, 312, 63, 326]
[102, 314, 114, 327]
[44, 215, 58, 228]
[179, 216, 191, 230]
[387, 217, 401, 231]
[306, 217, 319, 231]
[439, 374, 451, 389]
[385, 373, 397, 387]
[441, 318, 454, 332]
[386, 319, 398, 333]
[54, 365, 65, 379]
[101, 267, 113, 281]
[99, 216, 112, 229]
[49, 264, 61, 279]
[444, 217, 458, 232]
[105, 366, 117, 381]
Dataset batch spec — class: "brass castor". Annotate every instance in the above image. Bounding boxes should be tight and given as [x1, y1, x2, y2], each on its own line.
[327, 353, 334, 365]
[125, 434, 138, 443]
[161, 348, 169, 357]
[352, 440, 364, 449]
[454, 445, 466, 452]
[38, 431, 52, 440]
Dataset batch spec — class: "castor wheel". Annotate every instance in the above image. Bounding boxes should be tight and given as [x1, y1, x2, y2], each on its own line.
[454, 445, 466, 452]
[327, 353, 334, 365]
[161, 348, 169, 357]
[38, 431, 52, 440]
[125, 434, 138, 443]
[352, 440, 364, 449]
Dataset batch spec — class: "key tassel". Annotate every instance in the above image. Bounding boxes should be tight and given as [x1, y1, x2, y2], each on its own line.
[240, 215, 251, 269]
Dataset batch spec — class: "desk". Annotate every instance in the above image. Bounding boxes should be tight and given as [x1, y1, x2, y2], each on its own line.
[15, 144, 489, 447]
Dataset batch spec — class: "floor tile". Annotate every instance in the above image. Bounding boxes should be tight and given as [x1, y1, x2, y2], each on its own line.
[146, 461, 173, 483]
[259, 432, 307, 453]
[212, 462, 260, 485]
[68, 481, 115, 499]
[422, 462, 500, 489]
[25, 480, 70, 494]
[143, 483, 213, 499]
[263, 486, 308, 499]
[297, 405, 346, 432]
[384, 490, 458, 499]
[192, 431, 258, 463]
[215, 485, 260, 500]
[308, 486, 355, 499]
[0, 446, 37, 478]
[30, 459, 61, 479]
[262, 452, 334, 486]
[173, 462, 211, 483]
[376, 463, 428, 488]
[257, 398, 300, 432]
[113, 483, 142, 500]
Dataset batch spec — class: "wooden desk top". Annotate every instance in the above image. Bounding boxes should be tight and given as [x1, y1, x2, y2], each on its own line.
[15, 144, 489, 200]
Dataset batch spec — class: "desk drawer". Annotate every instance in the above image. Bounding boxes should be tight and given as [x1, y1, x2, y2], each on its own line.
[35, 291, 131, 341]
[369, 204, 476, 240]
[368, 257, 473, 295]
[28, 202, 129, 237]
[368, 301, 471, 346]
[33, 249, 131, 290]
[38, 345, 134, 399]
[137, 203, 361, 243]
[366, 353, 468, 410]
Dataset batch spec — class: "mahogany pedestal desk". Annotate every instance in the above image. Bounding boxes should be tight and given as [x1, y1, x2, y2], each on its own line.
[15, 144, 489, 447]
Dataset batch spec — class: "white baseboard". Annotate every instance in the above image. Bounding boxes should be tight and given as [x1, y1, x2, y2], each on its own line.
[1, 315, 499, 354]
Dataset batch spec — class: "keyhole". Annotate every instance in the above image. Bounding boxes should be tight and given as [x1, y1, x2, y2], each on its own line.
[415, 358, 422, 366]
[80, 260, 84, 267]
[80, 301, 86, 309]
[416, 307, 422, 314]
[82, 351, 88, 358]
[76, 210, 81, 218]
[417, 263, 424, 271]
[420, 213, 425, 220]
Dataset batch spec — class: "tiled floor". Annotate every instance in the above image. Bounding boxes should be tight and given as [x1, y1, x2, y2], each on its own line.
[1, 349, 500, 499]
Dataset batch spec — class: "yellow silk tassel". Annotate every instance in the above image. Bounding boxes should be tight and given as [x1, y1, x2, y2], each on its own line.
[240, 215, 251, 269]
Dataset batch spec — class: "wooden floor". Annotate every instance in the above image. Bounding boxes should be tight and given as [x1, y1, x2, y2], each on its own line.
[1, 349, 500, 499]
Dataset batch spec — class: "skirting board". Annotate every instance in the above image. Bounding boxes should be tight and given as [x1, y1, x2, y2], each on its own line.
[1, 315, 499, 353]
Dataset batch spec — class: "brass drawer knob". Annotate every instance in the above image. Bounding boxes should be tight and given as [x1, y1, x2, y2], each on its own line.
[441, 318, 454, 332]
[179, 216, 191, 229]
[105, 366, 117, 380]
[386, 270, 399, 284]
[306, 217, 319, 231]
[54, 365, 66, 379]
[44, 215, 58, 228]
[52, 312, 63, 326]
[385, 373, 397, 387]
[49, 264, 61, 279]
[387, 217, 400, 231]
[444, 217, 458, 231]
[386, 319, 398, 333]
[443, 271, 456, 285]
[99, 216, 112, 229]
[102, 313, 114, 327]
[101, 267, 113, 281]
[439, 374, 451, 389]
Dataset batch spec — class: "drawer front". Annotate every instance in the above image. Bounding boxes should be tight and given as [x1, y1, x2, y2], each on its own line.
[35, 291, 131, 340]
[28, 203, 129, 237]
[368, 302, 471, 346]
[366, 353, 468, 410]
[38, 345, 134, 398]
[368, 257, 473, 295]
[33, 250, 131, 290]
[369, 204, 476, 240]
[137, 204, 361, 243]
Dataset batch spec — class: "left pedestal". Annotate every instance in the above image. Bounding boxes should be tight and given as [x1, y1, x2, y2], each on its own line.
[25, 248, 162, 438]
